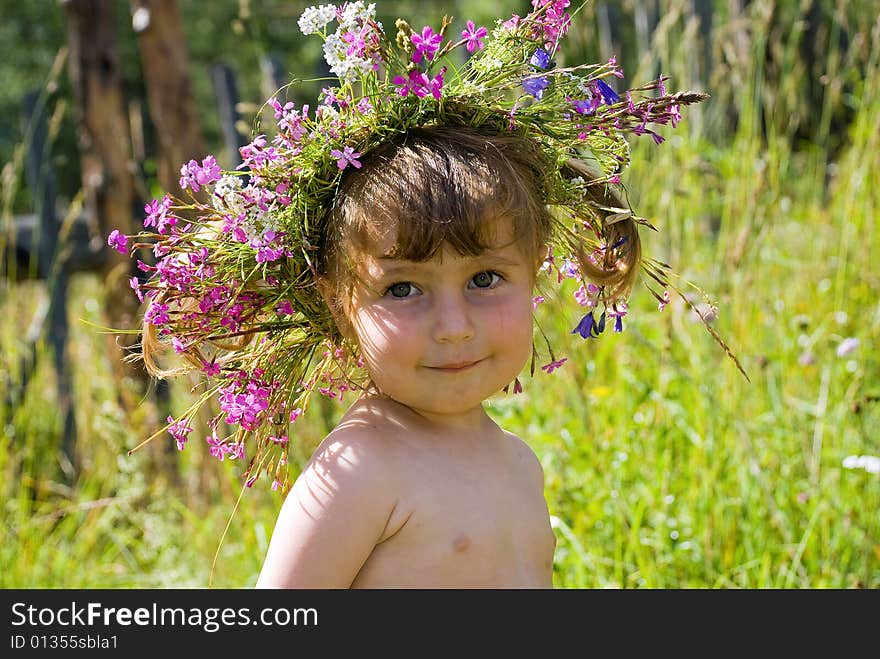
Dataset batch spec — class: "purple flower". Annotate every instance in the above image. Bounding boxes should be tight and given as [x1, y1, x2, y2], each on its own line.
[107, 229, 128, 254]
[276, 300, 295, 316]
[143, 194, 174, 233]
[206, 433, 227, 461]
[179, 155, 222, 192]
[596, 79, 620, 104]
[573, 96, 599, 115]
[342, 26, 368, 58]
[393, 68, 445, 99]
[167, 415, 193, 451]
[572, 312, 598, 339]
[218, 380, 271, 431]
[523, 75, 550, 99]
[607, 303, 628, 333]
[129, 276, 144, 303]
[461, 20, 487, 52]
[202, 359, 221, 376]
[541, 357, 568, 374]
[144, 302, 170, 326]
[530, 47, 552, 69]
[574, 283, 599, 308]
[330, 146, 362, 170]
[410, 26, 443, 63]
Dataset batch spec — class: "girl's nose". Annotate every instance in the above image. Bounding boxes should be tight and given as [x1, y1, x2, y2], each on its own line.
[431, 291, 475, 343]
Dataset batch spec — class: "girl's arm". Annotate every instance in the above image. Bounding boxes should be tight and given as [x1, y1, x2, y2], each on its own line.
[255, 429, 397, 588]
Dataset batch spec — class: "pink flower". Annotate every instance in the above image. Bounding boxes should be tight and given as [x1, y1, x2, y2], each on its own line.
[206, 433, 227, 461]
[144, 302, 170, 326]
[289, 408, 303, 422]
[574, 283, 599, 307]
[167, 415, 193, 451]
[201, 359, 221, 376]
[179, 155, 222, 192]
[276, 300, 295, 316]
[144, 194, 174, 233]
[394, 68, 445, 99]
[129, 277, 144, 303]
[410, 25, 443, 63]
[658, 290, 671, 311]
[330, 146, 362, 170]
[461, 20, 487, 52]
[107, 230, 128, 254]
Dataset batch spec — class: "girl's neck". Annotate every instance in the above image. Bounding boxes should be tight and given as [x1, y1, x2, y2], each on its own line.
[354, 392, 496, 436]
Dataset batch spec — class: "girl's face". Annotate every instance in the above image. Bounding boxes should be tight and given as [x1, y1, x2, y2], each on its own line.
[344, 218, 538, 424]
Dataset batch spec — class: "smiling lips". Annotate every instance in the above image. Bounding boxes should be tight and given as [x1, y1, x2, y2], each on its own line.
[425, 359, 484, 373]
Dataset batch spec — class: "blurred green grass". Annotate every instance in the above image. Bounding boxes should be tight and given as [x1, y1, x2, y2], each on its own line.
[1, 1, 878, 588]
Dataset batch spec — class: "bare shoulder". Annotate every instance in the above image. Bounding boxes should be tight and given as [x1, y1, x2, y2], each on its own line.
[499, 428, 545, 489]
[292, 398, 405, 520]
[255, 399, 402, 588]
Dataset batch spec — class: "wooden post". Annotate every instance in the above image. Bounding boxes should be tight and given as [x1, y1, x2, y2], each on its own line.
[129, 0, 206, 196]
[211, 62, 246, 170]
[62, 0, 148, 417]
[21, 89, 76, 476]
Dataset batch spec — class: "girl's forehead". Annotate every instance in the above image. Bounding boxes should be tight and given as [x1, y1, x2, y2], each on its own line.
[358, 212, 520, 258]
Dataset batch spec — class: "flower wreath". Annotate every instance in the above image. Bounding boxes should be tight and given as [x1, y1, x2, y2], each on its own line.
[110, 0, 733, 492]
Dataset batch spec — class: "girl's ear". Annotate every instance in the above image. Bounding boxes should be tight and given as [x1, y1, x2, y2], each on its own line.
[534, 243, 550, 274]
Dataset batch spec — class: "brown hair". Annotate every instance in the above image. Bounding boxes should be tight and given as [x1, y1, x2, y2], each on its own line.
[319, 125, 641, 320]
[319, 126, 553, 293]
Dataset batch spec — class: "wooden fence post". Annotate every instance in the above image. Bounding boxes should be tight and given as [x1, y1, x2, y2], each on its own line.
[62, 0, 152, 427]
[129, 0, 206, 196]
[21, 89, 77, 476]
[211, 62, 247, 170]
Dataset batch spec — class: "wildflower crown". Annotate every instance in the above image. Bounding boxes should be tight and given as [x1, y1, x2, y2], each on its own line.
[116, 1, 712, 490]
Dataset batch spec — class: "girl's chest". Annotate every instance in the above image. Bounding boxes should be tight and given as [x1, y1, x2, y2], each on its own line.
[354, 457, 555, 587]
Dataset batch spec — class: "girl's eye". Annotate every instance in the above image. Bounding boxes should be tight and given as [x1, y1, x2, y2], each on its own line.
[469, 271, 502, 289]
[385, 282, 419, 298]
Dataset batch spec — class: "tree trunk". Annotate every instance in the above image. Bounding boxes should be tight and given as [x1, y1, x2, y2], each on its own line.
[130, 0, 206, 195]
[62, 0, 152, 421]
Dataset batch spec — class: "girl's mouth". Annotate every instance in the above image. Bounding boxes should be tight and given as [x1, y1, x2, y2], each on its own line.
[425, 359, 484, 373]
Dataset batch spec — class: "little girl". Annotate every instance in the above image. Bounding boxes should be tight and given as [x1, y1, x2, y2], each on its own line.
[115, 1, 712, 588]
[257, 127, 569, 587]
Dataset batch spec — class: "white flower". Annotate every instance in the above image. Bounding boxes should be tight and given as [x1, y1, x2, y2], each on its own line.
[842, 455, 880, 474]
[328, 55, 372, 84]
[322, 32, 347, 69]
[298, 4, 338, 36]
[473, 57, 504, 74]
[339, 1, 375, 29]
[212, 175, 244, 214]
[836, 337, 859, 358]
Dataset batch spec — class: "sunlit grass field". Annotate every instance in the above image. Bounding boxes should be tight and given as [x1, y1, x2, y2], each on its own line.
[2, 2, 878, 588]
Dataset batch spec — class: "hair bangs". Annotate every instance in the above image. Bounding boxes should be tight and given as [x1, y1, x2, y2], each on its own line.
[325, 128, 551, 271]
